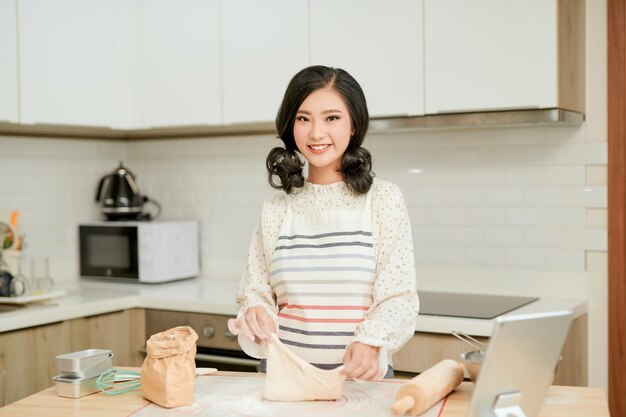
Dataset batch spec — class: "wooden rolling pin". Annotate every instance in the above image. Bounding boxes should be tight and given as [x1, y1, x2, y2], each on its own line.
[391, 359, 465, 416]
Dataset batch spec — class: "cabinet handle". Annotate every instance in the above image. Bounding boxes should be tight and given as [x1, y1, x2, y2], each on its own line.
[224, 330, 237, 340]
[203, 326, 215, 339]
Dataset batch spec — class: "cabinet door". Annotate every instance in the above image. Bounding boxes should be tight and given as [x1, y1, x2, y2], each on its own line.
[0, 0, 18, 123]
[18, 0, 123, 127]
[70, 309, 145, 367]
[221, 0, 309, 124]
[424, 0, 557, 113]
[141, 0, 221, 127]
[310, 0, 424, 117]
[0, 321, 72, 406]
[393, 332, 489, 375]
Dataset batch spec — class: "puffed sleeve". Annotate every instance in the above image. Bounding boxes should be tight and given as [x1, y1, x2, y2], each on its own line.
[353, 181, 420, 353]
[234, 196, 285, 359]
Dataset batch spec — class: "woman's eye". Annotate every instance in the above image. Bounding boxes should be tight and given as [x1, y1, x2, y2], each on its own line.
[327, 115, 339, 122]
[296, 116, 309, 122]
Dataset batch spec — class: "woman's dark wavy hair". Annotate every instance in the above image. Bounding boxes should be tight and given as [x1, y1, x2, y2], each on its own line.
[266, 65, 373, 194]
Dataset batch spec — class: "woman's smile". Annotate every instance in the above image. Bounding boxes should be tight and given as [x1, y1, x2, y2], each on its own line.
[308, 144, 332, 153]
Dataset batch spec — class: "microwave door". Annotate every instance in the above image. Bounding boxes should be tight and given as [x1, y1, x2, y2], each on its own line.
[79, 226, 139, 279]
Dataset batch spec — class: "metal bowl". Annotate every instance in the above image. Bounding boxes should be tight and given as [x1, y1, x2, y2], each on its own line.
[460, 350, 485, 382]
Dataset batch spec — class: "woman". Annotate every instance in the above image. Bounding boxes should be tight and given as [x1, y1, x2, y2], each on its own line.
[229, 65, 419, 381]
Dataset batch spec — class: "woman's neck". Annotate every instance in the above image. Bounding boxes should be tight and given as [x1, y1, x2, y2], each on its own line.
[307, 166, 343, 185]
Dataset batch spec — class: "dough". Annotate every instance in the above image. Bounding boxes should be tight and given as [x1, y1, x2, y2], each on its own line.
[263, 333, 346, 401]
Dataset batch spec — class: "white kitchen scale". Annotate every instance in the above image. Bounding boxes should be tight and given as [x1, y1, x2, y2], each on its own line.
[130, 375, 446, 417]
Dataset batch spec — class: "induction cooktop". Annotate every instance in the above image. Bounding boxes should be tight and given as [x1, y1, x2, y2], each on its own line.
[418, 291, 539, 319]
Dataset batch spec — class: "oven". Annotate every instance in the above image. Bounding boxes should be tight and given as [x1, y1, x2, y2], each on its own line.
[144, 309, 259, 373]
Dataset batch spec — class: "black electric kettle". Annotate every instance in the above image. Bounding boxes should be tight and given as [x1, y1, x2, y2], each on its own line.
[95, 162, 160, 221]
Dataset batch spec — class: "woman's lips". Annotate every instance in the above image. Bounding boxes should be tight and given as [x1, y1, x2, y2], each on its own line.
[308, 144, 331, 154]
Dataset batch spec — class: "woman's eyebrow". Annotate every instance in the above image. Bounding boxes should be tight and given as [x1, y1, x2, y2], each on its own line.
[296, 109, 343, 115]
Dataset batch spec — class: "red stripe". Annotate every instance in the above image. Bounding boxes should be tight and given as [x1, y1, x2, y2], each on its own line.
[437, 395, 449, 417]
[278, 312, 364, 323]
[278, 304, 369, 311]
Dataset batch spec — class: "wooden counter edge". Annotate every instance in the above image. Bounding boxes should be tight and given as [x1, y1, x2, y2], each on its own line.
[0, 369, 610, 417]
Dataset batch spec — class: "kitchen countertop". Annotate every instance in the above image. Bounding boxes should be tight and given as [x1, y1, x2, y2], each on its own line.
[0, 370, 609, 417]
[0, 278, 586, 337]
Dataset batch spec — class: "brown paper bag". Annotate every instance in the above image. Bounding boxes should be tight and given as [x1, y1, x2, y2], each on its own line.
[141, 326, 199, 408]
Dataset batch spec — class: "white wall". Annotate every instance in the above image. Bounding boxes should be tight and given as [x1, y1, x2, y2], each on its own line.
[0, 137, 125, 278]
[0, 126, 606, 286]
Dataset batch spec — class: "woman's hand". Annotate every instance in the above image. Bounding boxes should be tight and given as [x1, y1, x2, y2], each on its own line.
[340, 342, 381, 381]
[227, 306, 276, 343]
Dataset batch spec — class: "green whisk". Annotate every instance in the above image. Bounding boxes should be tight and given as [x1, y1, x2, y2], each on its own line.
[96, 368, 141, 395]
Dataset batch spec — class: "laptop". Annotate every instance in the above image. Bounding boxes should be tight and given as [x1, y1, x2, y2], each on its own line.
[465, 310, 573, 417]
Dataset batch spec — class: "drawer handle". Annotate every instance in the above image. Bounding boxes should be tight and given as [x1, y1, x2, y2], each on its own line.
[203, 326, 215, 339]
[224, 330, 237, 340]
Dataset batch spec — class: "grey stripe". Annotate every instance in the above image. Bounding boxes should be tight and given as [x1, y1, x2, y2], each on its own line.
[273, 279, 374, 288]
[309, 363, 344, 370]
[275, 241, 373, 251]
[272, 254, 376, 263]
[278, 231, 372, 240]
[279, 325, 354, 337]
[276, 292, 372, 298]
[279, 338, 346, 350]
[270, 266, 376, 276]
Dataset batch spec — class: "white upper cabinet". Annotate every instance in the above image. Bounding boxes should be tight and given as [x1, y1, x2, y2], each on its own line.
[0, 0, 18, 123]
[221, 0, 309, 125]
[140, 0, 221, 127]
[18, 0, 123, 127]
[310, 0, 424, 117]
[424, 0, 581, 114]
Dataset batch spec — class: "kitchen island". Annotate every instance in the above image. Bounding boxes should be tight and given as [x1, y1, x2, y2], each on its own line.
[0, 370, 609, 417]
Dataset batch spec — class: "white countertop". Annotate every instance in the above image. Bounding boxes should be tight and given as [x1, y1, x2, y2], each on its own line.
[0, 278, 587, 337]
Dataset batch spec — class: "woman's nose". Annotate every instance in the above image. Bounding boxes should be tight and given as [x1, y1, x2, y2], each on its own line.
[309, 121, 325, 140]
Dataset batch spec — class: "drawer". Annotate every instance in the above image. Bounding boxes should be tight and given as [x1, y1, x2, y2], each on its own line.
[145, 309, 240, 351]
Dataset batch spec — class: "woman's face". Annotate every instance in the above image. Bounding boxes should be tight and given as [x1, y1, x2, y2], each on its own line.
[293, 86, 354, 184]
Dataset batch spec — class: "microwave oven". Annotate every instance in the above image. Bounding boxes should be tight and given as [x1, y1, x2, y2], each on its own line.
[79, 221, 200, 283]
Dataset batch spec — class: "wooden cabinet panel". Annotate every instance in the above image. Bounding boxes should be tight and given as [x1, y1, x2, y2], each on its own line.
[70, 309, 145, 368]
[0, 321, 71, 406]
[310, 0, 424, 117]
[393, 332, 489, 375]
[0, 0, 18, 123]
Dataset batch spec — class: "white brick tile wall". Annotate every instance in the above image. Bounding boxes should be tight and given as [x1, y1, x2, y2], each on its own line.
[0, 121, 607, 282]
[466, 248, 503, 267]
[446, 228, 483, 246]
[543, 208, 586, 227]
[505, 249, 544, 268]
[505, 208, 543, 226]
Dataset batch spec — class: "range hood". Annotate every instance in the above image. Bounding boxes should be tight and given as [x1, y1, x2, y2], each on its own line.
[0, 108, 583, 140]
[369, 108, 583, 132]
